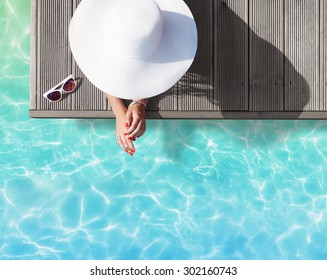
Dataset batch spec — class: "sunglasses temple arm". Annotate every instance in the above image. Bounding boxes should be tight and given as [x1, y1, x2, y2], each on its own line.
[42, 75, 73, 97]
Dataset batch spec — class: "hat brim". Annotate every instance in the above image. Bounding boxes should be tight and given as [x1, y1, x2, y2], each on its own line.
[69, 0, 198, 99]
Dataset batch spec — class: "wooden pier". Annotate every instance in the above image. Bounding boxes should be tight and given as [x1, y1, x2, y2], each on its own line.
[30, 0, 327, 119]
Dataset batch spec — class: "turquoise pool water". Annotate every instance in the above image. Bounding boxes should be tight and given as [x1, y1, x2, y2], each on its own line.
[1, 0, 327, 260]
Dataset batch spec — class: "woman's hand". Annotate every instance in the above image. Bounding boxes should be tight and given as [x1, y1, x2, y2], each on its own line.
[124, 102, 147, 140]
[105, 93, 136, 156]
[116, 114, 135, 156]
[105, 94, 148, 155]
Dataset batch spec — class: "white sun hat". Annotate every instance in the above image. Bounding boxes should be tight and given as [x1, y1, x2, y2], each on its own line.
[69, 0, 198, 99]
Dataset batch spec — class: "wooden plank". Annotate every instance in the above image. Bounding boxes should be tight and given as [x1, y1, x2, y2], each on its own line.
[321, 0, 327, 109]
[178, 0, 214, 111]
[29, 110, 327, 120]
[147, 87, 177, 111]
[38, 0, 73, 111]
[215, 0, 248, 111]
[249, 0, 284, 111]
[72, 72, 107, 111]
[285, 0, 319, 111]
[30, 0, 37, 110]
[72, 0, 107, 111]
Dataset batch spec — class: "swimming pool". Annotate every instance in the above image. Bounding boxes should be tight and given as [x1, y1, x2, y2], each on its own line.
[1, 0, 327, 260]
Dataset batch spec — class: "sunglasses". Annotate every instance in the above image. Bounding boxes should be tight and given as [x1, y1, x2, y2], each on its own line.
[43, 74, 77, 102]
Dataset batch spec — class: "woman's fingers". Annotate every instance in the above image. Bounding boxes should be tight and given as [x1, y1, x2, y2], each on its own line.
[125, 110, 133, 128]
[122, 135, 135, 155]
[116, 135, 127, 151]
[124, 116, 139, 134]
[117, 134, 135, 155]
[128, 121, 145, 139]
[136, 121, 146, 138]
[125, 113, 146, 139]
[126, 138, 135, 154]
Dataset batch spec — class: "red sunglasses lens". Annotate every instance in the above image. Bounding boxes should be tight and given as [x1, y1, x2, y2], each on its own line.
[47, 91, 62, 101]
[63, 78, 76, 92]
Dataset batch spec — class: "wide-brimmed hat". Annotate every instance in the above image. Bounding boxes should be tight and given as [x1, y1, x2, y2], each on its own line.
[69, 0, 197, 99]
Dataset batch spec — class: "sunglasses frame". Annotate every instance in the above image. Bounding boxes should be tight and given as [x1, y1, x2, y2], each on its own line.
[43, 74, 77, 102]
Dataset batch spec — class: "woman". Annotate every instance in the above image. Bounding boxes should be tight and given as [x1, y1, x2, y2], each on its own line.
[105, 94, 148, 156]
[69, 0, 197, 155]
